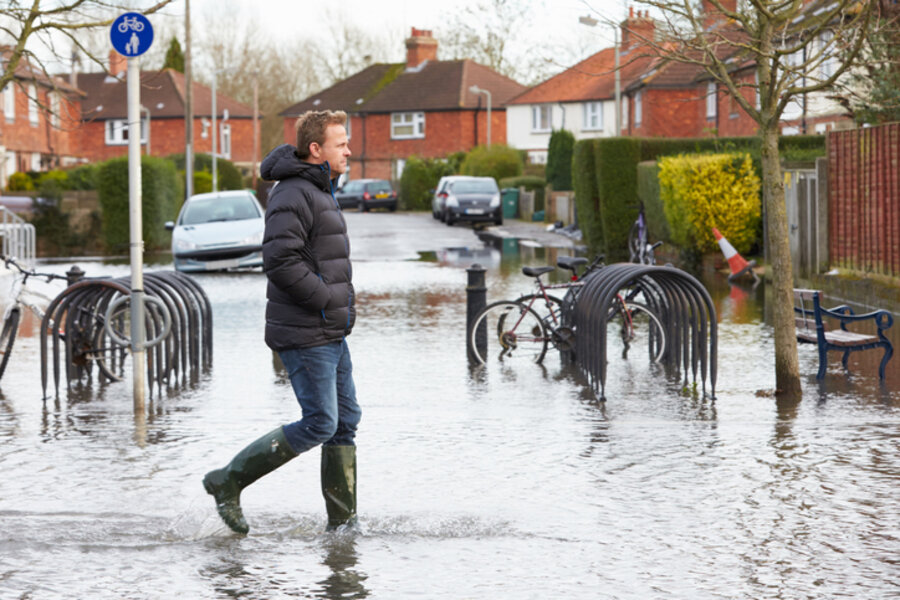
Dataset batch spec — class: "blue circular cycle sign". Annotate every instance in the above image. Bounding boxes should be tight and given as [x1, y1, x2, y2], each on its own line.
[110, 12, 153, 57]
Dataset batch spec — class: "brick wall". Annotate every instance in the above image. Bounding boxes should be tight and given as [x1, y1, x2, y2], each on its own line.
[632, 88, 707, 138]
[0, 85, 83, 169]
[79, 117, 257, 166]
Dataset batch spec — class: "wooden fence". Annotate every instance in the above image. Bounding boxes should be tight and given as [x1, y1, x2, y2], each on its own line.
[828, 124, 900, 279]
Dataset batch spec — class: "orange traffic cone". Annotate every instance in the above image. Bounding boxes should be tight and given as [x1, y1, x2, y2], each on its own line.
[712, 227, 758, 282]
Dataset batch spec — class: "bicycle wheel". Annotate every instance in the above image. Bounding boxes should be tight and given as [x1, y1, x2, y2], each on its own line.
[607, 300, 666, 362]
[469, 301, 548, 365]
[0, 308, 21, 380]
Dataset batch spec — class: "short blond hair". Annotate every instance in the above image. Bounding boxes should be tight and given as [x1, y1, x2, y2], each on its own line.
[294, 110, 348, 159]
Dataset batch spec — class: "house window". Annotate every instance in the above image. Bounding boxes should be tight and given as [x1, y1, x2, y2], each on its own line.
[706, 81, 717, 119]
[27, 84, 38, 125]
[634, 91, 643, 127]
[30, 152, 41, 171]
[391, 112, 425, 139]
[582, 102, 602, 131]
[818, 32, 835, 79]
[219, 123, 231, 158]
[105, 118, 148, 145]
[345, 116, 351, 140]
[50, 92, 60, 127]
[531, 105, 551, 132]
[2, 85, 13, 121]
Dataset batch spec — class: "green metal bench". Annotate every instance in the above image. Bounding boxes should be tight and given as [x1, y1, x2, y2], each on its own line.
[793, 289, 894, 380]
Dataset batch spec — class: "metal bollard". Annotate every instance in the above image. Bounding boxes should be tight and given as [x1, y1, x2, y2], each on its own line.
[66, 265, 85, 286]
[466, 263, 487, 364]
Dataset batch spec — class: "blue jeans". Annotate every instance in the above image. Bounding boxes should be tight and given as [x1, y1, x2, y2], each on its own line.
[278, 339, 361, 454]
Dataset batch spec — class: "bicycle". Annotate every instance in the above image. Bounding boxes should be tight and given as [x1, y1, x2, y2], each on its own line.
[468, 255, 667, 365]
[627, 203, 662, 265]
[0, 256, 123, 382]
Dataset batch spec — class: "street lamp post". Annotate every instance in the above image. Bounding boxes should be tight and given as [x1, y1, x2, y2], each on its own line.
[579, 13, 622, 136]
[469, 85, 492, 147]
[211, 67, 235, 193]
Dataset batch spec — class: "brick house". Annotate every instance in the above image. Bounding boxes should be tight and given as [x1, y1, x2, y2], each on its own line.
[509, 1, 855, 152]
[0, 47, 84, 188]
[505, 11, 659, 163]
[76, 51, 258, 170]
[280, 28, 526, 181]
[622, 0, 854, 137]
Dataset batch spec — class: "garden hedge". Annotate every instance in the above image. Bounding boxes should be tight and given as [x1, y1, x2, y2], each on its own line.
[97, 155, 180, 252]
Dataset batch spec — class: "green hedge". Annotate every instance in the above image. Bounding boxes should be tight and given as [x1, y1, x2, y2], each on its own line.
[658, 153, 761, 254]
[498, 175, 545, 191]
[168, 152, 244, 192]
[546, 129, 575, 191]
[572, 134, 825, 254]
[572, 140, 603, 254]
[97, 156, 180, 252]
[596, 137, 642, 260]
[460, 144, 523, 182]
[399, 156, 454, 210]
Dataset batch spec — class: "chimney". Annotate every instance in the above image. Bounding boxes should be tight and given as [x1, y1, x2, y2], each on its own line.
[702, 0, 737, 28]
[405, 28, 438, 69]
[109, 49, 127, 78]
[621, 8, 655, 51]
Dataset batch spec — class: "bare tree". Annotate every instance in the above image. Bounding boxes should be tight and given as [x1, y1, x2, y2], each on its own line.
[437, 0, 541, 82]
[0, 0, 173, 91]
[615, 0, 875, 396]
[307, 10, 403, 83]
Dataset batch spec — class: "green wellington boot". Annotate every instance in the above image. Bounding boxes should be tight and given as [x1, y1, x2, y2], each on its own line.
[321, 445, 358, 531]
[202, 426, 298, 534]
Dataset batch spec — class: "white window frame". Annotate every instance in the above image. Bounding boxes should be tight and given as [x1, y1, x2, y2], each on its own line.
[27, 84, 38, 125]
[3, 84, 14, 121]
[818, 31, 835, 79]
[105, 118, 148, 145]
[219, 123, 232, 159]
[345, 116, 351, 140]
[30, 152, 41, 171]
[531, 105, 552, 132]
[635, 91, 643, 127]
[394, 158, 407, 179]
[50, 92, 60, 127]
[391, 112, 425, 139]
[582, 101, 603, 131]
[706, 81, 717, 119]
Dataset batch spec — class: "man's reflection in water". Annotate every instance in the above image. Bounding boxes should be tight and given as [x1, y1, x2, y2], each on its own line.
[316, 534, 369, 599]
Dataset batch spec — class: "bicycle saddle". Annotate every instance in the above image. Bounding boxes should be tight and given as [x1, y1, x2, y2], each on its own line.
[522, 266, 555, 278]
[557, 256, 588, 271]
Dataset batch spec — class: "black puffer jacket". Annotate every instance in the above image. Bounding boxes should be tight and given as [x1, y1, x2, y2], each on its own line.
[260, 144, 355, 350]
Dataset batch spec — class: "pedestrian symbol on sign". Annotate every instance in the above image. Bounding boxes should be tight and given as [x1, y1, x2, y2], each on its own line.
[110, 12, 153, 58]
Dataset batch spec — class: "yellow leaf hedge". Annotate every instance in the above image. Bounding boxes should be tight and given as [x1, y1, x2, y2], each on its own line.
[657, 153, 761, 254]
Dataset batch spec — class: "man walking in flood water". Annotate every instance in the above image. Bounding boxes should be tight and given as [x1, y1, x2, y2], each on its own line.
[203, 110, 359, 534]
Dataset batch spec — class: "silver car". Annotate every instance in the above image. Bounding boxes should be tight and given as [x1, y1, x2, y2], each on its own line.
[166, 190, 265, 272]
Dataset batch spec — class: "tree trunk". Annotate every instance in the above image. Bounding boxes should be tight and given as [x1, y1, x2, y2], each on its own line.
[760, 125, 802, 397]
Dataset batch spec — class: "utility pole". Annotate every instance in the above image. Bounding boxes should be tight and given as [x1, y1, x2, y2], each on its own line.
[184, 0, 193, 199]
[252, 72, 259, 191]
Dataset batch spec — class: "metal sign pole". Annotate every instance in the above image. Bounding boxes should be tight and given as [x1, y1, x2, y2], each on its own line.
[127, 56, 146, 410]
[112, 11, 153, 411]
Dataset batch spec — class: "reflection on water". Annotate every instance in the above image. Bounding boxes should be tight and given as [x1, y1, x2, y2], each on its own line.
[0, 217, 898, 599]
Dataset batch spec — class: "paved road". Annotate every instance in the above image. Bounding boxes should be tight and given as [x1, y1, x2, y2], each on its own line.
[344, 211, 580, 262]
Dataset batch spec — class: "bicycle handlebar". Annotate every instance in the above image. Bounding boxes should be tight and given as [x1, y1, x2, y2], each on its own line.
[2, 254, 69, 283]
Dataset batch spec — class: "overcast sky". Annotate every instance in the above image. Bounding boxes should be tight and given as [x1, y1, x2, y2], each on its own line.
[181, 0, 629, 65]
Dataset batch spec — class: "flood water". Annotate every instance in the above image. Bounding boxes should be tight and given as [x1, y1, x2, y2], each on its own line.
[1, 213, 898, 599]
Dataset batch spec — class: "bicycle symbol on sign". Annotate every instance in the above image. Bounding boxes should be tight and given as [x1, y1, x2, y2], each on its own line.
[117, 15, 145, 33]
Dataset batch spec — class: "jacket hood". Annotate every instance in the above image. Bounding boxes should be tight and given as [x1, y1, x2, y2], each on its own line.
[261, 144, 331, 191]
